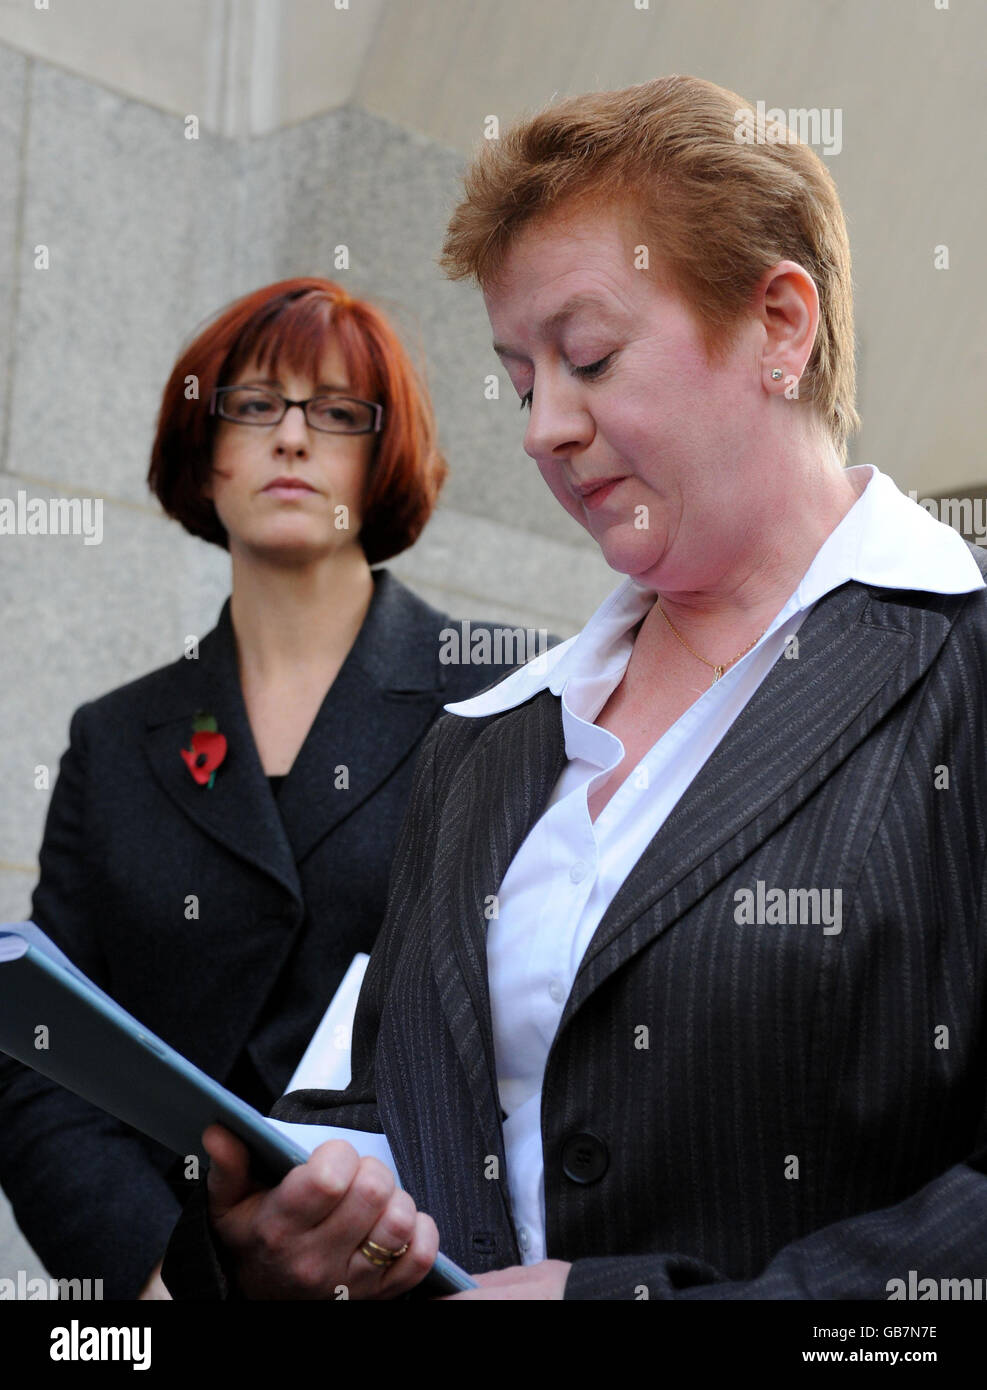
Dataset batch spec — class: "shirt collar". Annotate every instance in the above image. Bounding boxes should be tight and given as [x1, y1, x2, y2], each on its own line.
[796, 464, 985, 606]
[444, 463, 985, 720]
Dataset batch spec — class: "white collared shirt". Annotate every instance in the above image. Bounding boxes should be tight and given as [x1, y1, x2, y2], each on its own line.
[444, 465, 985, 1263]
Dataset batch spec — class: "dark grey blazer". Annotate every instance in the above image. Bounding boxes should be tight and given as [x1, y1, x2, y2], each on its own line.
[0, 568, 524, 1298]
[163, 548, 987, 1300]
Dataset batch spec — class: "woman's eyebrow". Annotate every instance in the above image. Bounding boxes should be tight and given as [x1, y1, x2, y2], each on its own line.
[493, 293, 625, 359]
[240, 376, 351, 393]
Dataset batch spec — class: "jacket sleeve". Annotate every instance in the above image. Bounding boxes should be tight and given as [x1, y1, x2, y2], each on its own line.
[0, 705, 182, 1299]
[161, 717, 446, 1300]
[565, 839, 987, 1301]
[563, 1152, 987, 1299]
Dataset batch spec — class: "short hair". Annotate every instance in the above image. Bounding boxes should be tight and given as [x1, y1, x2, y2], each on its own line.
[148, 277, 447, 564]
[440, 75, 859, 456]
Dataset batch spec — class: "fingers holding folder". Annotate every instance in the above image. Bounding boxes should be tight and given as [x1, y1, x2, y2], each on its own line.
[200, 1124, 439, 1300]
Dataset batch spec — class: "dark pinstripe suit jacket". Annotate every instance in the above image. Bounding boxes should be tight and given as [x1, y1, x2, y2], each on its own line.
[164, 550, 987, 1300]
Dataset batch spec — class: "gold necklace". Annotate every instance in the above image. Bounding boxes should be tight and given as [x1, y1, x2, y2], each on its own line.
[656, 600, 766, 687]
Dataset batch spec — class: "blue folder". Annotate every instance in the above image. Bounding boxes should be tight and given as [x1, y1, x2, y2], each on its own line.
[0, 920, 475, 1295]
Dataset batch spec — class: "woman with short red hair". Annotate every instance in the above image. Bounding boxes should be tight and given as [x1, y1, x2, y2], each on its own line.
[0, 278, 521, 1299]
[163, 78, 987, 1304]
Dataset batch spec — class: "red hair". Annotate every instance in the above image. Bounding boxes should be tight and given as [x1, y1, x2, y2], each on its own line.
[148, 278, 447, 563]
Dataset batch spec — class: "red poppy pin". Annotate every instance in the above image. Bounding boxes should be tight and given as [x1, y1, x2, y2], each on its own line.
[180, 712, 227, 789]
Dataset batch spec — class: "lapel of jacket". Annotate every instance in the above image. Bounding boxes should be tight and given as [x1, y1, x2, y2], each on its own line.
[563, 578, 968, 1019]
[143, 570, 445, 898]
[430, 687, 567, 1201]
[431, 576, 972, 1162]
[143, 599, 303, 903]
[273, 569, 447, 864]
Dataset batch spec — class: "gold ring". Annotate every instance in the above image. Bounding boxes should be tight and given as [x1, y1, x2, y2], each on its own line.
[359, 1238, 410, 1268]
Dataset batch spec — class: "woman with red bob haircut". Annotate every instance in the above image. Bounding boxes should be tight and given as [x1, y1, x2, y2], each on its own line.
[149, 276, 446, 566]
[0, 278, 520, 1299]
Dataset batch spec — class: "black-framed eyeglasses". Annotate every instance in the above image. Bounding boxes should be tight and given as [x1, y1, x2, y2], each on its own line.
[209, 386, 383, 435]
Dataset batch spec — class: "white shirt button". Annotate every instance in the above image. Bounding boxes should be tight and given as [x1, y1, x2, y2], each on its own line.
[517, 1225, 531, 1252]
[569, 860, 588, 883]
[549, 977, 566, 1004]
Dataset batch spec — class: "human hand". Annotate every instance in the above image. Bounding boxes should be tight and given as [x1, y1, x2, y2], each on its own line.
[202, 1123, 439, 1299]
[438, 1260, 571, 1300]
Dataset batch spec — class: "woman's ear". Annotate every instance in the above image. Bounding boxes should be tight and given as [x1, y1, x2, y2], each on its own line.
[757, 260, 819, 385]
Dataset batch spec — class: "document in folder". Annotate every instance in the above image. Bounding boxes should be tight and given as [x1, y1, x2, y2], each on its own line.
[285, 951, 369, 1093]
[0, 921, 475, 1295]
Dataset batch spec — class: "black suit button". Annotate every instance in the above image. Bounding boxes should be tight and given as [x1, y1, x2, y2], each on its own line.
[561, 1132, 608, 1184]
